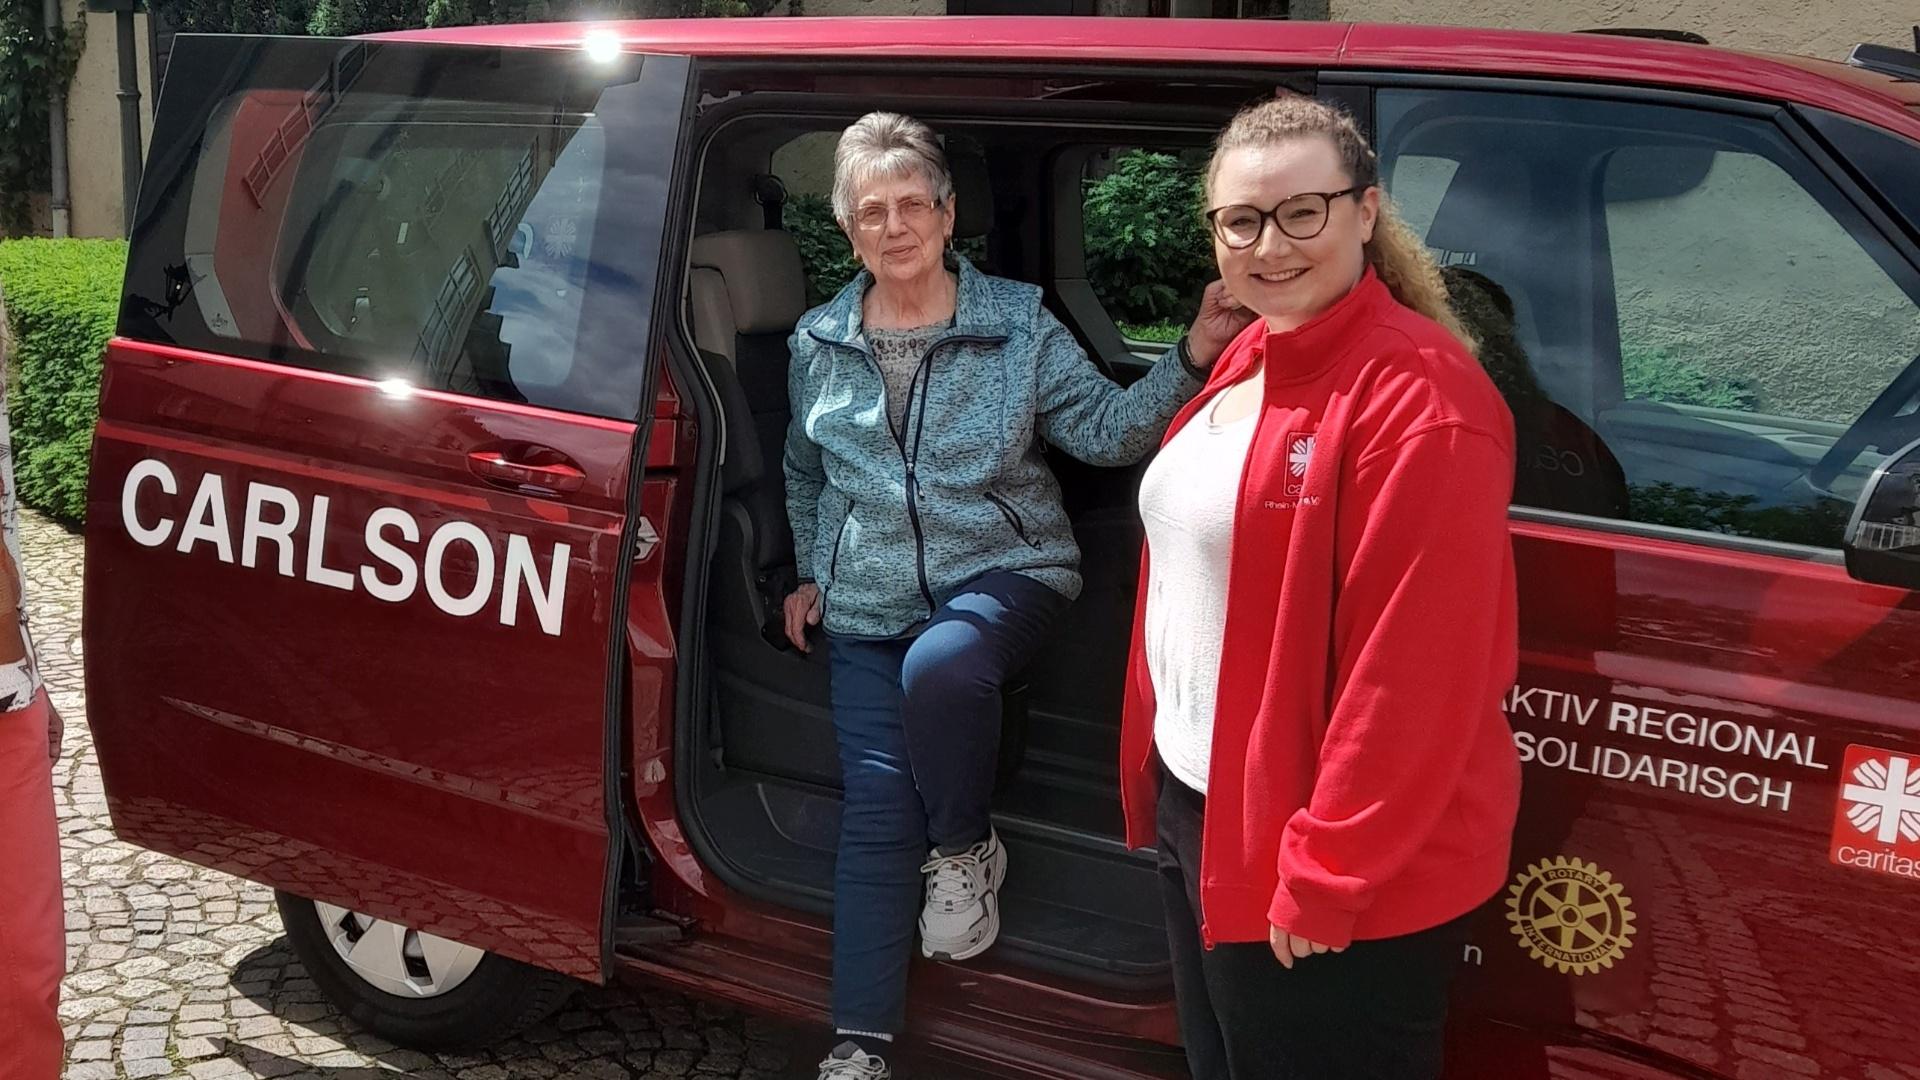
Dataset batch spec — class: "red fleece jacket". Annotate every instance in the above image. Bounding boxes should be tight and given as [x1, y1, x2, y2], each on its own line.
[1121, 269, 1521, 949]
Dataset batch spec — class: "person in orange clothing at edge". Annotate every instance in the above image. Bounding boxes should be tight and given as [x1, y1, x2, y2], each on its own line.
[1121, 94, 1522, 1080]
[0, 351, 64, 1080]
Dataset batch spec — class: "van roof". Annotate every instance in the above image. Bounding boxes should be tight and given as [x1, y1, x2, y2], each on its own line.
[370, 16, 1920, 136]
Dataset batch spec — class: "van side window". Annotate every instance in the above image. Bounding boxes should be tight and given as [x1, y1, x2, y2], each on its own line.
[1378, 88, 1920, 549]
[1079, 145, 1213, 348]
[280, 115, 608, 404]
[124, 41, 685, 420]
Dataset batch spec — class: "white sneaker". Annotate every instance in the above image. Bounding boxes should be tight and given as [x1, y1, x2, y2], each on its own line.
[817, 1040, 891, 1080]
[918, 828, 1007, 961]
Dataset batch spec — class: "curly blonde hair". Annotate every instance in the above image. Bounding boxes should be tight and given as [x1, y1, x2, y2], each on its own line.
[1207, 95, 1477, 354]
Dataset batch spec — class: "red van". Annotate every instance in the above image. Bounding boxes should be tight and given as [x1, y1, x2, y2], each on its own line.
[84, 16, 1920, 1078]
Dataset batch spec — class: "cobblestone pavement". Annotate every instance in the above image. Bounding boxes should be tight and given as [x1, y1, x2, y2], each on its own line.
[26, 510, 830, 1080]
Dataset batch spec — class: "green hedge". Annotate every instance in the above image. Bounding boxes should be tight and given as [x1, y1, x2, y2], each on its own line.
[786, 194, 863, 307]
[1622, 343, 1758, 411]
[1084, 151, 1212, 326]
[0, 238, 126, 525]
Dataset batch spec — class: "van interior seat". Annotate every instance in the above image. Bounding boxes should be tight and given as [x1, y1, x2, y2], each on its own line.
[690, 228, 808, 610]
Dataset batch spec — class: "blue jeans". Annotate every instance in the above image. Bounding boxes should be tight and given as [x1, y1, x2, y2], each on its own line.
[827, 571, 1069, 1035]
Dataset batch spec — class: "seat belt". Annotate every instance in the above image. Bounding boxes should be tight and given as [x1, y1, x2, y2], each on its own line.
[752, 174, 788, 230]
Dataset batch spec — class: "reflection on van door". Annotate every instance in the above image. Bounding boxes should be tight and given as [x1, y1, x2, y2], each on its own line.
[1373, 83, 1920, 1077]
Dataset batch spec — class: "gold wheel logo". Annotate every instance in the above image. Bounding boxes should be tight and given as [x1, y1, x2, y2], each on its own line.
[1506, 856, 1636, 975]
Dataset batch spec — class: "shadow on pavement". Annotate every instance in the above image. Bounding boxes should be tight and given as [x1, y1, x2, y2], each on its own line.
[218, 938, 822, 1078]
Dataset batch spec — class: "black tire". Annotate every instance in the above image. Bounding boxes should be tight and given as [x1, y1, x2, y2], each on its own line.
[275, 890, 578, 1051]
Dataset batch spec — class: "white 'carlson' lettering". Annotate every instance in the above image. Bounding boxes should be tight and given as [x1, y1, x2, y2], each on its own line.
[121, 460, 571, 636]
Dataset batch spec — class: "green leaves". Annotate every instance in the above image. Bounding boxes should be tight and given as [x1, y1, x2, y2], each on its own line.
[0, 238, 126, 524]
[0, 1, 85, 233]
[785, 194, 859, 306]
[1622, 343, 1759, 411]
[1082, 150, 1213, 326]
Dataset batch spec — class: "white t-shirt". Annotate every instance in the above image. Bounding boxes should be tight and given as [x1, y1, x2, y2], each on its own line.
[1139, 375, 1260, 794]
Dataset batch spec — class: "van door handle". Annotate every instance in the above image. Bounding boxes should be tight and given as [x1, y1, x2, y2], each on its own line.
[467, 449, 586, 494]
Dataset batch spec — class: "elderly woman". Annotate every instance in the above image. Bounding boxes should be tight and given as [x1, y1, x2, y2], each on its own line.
[784, 112, 1248, 1080]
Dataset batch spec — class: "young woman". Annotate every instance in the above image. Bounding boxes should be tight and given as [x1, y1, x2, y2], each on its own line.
[1119, 96, 1522, 1080]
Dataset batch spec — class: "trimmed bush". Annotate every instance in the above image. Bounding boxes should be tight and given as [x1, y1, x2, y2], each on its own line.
[1622, 343, 1758, 411]
[1117, 319, 1186, 345]
[0, 238, 126, 525]
[786, 194, 862, 307]
[1084, 150, 1212, 326]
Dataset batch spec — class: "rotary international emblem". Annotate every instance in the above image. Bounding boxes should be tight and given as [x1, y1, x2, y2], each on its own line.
[1505, 856, 1636, 976]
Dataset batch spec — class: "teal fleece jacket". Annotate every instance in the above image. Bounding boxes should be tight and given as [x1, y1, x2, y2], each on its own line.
[784, 257, 1202, 638]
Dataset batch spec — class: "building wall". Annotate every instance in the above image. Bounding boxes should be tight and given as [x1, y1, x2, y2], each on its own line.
[797, 1, 1151, 12]
[1326, 0, 1913, 60]
[794, 0, 1911, 59]
[797, 0, 944, 15]
[63, 10, 155, 238]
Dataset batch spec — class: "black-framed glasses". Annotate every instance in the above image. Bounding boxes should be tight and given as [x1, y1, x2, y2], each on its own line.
[1206, 187, 1367, 248]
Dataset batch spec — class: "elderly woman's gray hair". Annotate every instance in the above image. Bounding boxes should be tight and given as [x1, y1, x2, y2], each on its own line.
[830, 112, 956, 227]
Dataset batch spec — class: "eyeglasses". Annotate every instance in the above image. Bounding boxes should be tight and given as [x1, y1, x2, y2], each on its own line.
[852, 196, 944, 232]
[1206, 187, 1367, 248]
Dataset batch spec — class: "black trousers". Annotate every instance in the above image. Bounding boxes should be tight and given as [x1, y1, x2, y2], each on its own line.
[1156, 766, 1470, 1080]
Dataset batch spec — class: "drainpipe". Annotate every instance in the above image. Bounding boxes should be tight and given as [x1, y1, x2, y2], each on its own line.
[115, 6, 142, 236]
[44, 0, 71, 238]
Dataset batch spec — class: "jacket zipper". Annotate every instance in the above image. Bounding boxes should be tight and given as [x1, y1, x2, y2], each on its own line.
[902, 333, 1002, 614]
[843, 331, 1002, 620]
[827, 513, 851, 584]
[984, 491, 1039, 549]
[901, 349, 938, 616]
[845, 340, 936, 616]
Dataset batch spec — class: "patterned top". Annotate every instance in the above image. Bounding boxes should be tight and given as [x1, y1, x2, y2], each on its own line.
[0, 373, 41, 713]
[866, 319, 951, 439]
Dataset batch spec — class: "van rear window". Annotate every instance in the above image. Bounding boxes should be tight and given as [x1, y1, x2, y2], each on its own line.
[124, 38, 691, 419]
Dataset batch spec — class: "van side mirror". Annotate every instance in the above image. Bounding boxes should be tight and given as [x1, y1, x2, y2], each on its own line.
[1844, 437, 1920, 589]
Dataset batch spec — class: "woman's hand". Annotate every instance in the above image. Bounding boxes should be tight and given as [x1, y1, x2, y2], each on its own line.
[1270, 924, 1346, 970]
[1185, 280, 1258, 371]
[784, 583, 823, 652]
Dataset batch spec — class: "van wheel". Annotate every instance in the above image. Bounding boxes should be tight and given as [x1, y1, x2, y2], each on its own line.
[275, 890, 576, 1050]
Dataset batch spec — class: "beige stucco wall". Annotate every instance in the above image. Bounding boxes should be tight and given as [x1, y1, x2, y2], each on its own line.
[795, 0, 944, 14]
[790, 0, 1152, 13]
[63, 10, 155, 238]
[1606, 151, 1920, 425]
[1327, 0, 1913, 60]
